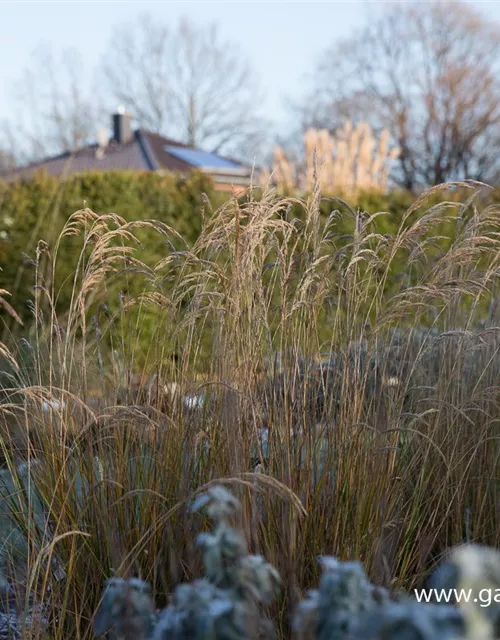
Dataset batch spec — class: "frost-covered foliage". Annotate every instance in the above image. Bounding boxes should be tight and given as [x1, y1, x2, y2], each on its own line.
[293, 557, 464, 640]
[295, 543, 500, 639]
[94, 485, 500, 640]
[94, 485, 281, 640]
[94, 578, 156, 640]
[0, 572, 49, 640]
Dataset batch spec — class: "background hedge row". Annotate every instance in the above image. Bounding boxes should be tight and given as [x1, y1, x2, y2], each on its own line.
[0, 170, 223, 333]
[0, 170, 493, 349]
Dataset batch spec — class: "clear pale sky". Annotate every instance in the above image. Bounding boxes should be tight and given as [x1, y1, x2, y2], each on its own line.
[1, 1, 500, 138]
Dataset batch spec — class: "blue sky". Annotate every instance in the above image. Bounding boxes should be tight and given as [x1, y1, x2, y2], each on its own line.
[1, 1, 500, 139]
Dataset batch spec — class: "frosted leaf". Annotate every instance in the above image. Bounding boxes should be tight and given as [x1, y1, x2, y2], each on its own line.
[318, 556, 340, 572]
[198, 526, 248, 587]
[208, 598, 234, 618]
[152, 580, 243, 640]
[94, 577, 154, 639]
[293, 595, 319, 634]
[192, 485, 241, 521]
[350, 601, 465, 640]
[238, 555, 281, 604]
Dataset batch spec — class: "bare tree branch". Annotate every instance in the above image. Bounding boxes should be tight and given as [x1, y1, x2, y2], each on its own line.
[0, 121, 20, 173]
[298, 1, 500, 190]
[100, 14, 267, 159]
[5, 44, 101, 162]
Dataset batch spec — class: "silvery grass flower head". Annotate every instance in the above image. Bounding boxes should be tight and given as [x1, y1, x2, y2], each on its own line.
[93, 577, 155, 640]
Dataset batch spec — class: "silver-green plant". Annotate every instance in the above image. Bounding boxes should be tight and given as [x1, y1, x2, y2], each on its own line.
[293, 556, 466, 640]
[94, 486, 500, 640]
[293, 557, 391, 639]
[94, 485, 281, 640]
[93, 578, 156, 640]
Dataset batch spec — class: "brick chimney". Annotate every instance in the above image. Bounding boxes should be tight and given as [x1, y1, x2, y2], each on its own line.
[112, 107, 133, 144]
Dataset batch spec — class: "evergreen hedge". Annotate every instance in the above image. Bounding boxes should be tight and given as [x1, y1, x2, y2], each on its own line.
[0, 170, 493, 348]
[0, 170, 223, 331]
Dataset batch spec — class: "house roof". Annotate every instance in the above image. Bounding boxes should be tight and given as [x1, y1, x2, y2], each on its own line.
[1, 129, 255, 191]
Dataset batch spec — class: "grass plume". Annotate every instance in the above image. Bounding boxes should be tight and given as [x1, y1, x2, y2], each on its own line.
[0, 180, 499, 636]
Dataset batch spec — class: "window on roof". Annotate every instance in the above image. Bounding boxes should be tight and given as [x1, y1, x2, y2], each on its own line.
[164, 146, 241, 170]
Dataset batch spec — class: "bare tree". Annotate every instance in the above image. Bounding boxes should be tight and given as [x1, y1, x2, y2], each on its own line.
[100, 14, 267, 159]
[0, 122, 19, 174]
[0, 150, 16, 175]
[300, 1, 500, 190]
[7, 44, 101, 162]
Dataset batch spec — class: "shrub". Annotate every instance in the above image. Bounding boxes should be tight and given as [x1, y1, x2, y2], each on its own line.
[93, 486, 500, 639]
[0, 170, 223, 333]
[0, 181, 498, 638]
